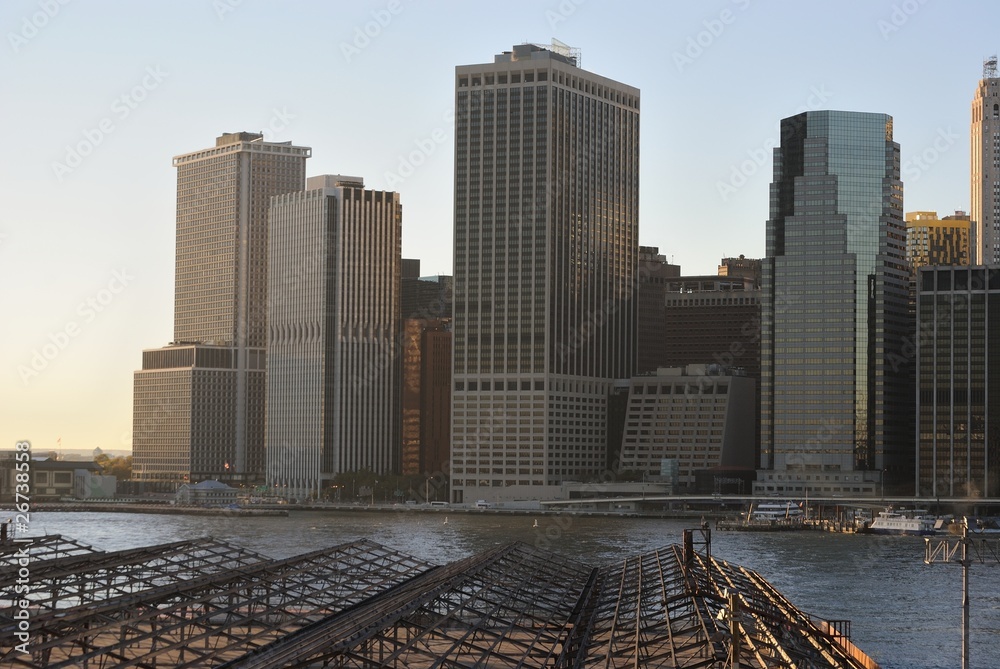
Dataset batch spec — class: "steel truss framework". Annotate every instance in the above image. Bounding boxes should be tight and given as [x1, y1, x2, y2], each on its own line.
[1, 534, 880, 668]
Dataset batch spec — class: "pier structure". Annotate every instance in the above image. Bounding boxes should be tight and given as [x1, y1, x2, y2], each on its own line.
[1, 531, 879, 668]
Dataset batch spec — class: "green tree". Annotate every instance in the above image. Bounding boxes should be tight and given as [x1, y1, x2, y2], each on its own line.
[95, 454, 132, 480]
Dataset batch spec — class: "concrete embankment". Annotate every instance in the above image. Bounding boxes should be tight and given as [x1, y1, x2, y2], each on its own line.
[5, 502, 288, 517]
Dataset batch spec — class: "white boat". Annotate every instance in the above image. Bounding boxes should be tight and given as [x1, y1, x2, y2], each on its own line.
[865, 508, 937, 536]
[751, 501, 804, 521]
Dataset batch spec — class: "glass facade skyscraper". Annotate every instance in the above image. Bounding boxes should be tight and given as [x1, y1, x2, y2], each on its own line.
[916, 266, 1000, 498]
[757, 111, 910, 496]
[450, 43, 639, 502]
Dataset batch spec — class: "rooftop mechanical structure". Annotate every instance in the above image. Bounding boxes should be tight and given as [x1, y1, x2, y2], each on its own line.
[1, 531, 880, 668]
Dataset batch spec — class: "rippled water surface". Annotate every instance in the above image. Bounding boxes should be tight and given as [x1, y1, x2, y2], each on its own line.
[26, 510, 1000, 669]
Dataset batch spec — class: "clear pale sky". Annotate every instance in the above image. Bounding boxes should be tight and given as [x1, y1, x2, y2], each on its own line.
[1, 0, 992, 454]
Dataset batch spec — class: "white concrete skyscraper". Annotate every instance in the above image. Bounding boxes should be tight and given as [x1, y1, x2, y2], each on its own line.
[450, 43, 639, 503]
[266, 175, 401, 501]
[972, 56, 999, 264]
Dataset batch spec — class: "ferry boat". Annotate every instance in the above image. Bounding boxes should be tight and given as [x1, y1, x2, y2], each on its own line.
[751, 501, 804, 521]
[864, 508, 938, 536]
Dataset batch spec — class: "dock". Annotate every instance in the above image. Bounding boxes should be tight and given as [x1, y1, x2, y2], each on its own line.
[0, 527, 881, 668]
[717, 517, 865, 533]
[717, 518, 806, 531]
[13, 502, 288, 517]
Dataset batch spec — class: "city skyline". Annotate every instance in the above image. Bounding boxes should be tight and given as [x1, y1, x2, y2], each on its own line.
[3, 1, 997, 453]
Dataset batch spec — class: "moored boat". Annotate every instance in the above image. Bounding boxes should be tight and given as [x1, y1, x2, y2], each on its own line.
[862, 507, 937, 536]
[752, 501, 804, 522]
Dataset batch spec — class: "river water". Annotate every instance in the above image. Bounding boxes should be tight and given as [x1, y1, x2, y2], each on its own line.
[24, 510, 1000, 669]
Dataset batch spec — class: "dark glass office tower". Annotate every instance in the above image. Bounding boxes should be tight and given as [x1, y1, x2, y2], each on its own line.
[757, 111, 910, 497]
[916, 266, 1000, 498]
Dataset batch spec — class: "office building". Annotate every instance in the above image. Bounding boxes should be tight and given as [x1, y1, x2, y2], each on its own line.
[402, 318, 452, 477]
[266, 175, 401, 501]
[618, 365, 755, 490]
[905, 211, 972, 272]
[402, 259, 453, 321]
[758, 111, 910, 497]
[133, 132, 310, 486]
[661, 274, 761, 468]
[916, 265, 1000, 497]
[450, 42, 639, 502]
[662, 274, 761, 377]
[132, 344, 265, 485]
[636, 246, 681, 375]
[400, 260, 454, 478]
[718, 254, 762, 286]
[972, 56, 999, 264]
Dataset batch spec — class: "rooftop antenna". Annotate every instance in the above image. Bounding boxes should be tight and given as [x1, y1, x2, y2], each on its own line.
[985, 55, 998, 79]
[549, 38, 581, 67]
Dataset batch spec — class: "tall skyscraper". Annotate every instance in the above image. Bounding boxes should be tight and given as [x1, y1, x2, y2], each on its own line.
[173, 132, 311, 347]
[266, 175, 401, 501]
[972, 56, 999, 265]
[916, 266, 1000, 498]
[757, 111, 910, 497]
[450, 43, 639, 502]
[133, 132, 310, 487]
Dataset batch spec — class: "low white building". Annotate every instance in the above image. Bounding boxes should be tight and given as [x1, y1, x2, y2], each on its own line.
[175, 480, 239, 507]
